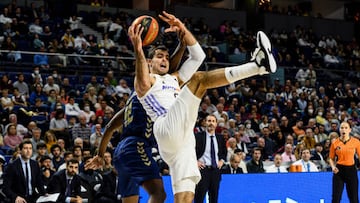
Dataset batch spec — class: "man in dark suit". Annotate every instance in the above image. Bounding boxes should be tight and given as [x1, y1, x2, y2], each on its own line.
[3, 140, 46, 203]
[221, 154, 243, 174]
[47, 158, 82, 203]
[195, 114, 227, 203]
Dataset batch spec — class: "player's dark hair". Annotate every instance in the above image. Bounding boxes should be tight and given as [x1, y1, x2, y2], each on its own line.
[148, 45, 168, 59]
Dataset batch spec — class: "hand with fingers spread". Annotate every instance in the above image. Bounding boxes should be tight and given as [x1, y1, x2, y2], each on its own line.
[158, 11, 186, 34]
[84, 155, 104, 170]
[159, 11, 198, 46]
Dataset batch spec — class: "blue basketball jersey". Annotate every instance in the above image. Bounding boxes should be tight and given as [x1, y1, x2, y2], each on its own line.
[120, 92, 155, 143]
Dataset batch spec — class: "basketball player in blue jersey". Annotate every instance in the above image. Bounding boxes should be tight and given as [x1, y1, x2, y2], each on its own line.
[85, 32, 186, 203]
[129, 11, 277, 203]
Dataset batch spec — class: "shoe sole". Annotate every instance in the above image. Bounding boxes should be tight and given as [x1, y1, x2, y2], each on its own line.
[257, 31, 277, 73]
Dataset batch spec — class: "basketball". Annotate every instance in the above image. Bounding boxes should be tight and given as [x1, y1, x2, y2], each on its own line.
[131, 15, 159, 46]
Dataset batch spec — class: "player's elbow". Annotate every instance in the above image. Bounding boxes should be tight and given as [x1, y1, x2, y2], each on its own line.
[188, 43, 206, 62]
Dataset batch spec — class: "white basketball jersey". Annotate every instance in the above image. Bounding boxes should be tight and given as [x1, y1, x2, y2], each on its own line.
[138, 74, 180, 122]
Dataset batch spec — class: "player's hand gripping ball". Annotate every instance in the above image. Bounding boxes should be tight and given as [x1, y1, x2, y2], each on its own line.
[131, 15, 159, 46]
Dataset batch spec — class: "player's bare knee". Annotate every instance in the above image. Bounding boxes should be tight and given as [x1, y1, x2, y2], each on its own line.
[188, 71, 208, 97]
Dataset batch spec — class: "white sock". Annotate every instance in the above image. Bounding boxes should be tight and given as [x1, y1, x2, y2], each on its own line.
[224, 62, 268, 83]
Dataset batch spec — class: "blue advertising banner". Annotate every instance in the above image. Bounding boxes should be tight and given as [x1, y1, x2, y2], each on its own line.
[140, 172, 354, 203]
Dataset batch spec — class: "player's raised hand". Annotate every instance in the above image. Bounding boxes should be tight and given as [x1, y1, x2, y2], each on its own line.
[84, 155, 104, 170]
[159, 11, 185, 33]
[128, 23, 144, 52]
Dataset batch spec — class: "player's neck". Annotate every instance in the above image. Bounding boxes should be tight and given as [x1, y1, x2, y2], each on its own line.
[340, 135, 350, 143]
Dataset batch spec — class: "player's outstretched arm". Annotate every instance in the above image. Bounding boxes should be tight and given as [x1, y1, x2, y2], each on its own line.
[85, 108, 125, 170]
[169, 29, 186, 74]
[128, 23, 152, 98]
[159, 11, 205, 85]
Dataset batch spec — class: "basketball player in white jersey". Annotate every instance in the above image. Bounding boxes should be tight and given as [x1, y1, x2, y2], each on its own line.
[128, 11, 277, 203]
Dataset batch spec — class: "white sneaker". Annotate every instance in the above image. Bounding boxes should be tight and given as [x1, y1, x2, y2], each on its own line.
[251, 31, 277, 73]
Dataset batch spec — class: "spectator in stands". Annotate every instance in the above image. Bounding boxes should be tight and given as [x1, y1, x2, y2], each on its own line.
[0, 7, 12, 24]
[29, 84, 47, 105]
[28, 18, 43, 35]
[96, 99, 114, 118]
[43, 130, 57, 153]
[306, 64, 317, 87]
[68, 15, 82, 31]
[50, 144, 64, 171]
[102, 151, 114, 173]
[13, 73, 29, 97]
[324, 48, 341, 69]
[74, 31, 89, 49]
[65, 97, 81, 119]
[226, 137, 237, 161]
[85, 75, 101, 94]
[295, 67, 308, 87]
[30, 127, 44, 154]
[115, 78, 132, 99]
[234, 130, 249, 155]
[12, 87, 28, 109]
[61, 28, 75, 54]
[90, 123, 105, 150]
[1, 88, 14, 113]
[246, 147, 265, 173]
[49, 109, 69, 142]
[46, 89, 57, 107]
[302, 128, 316, 150]
[4, 123, 23, 150]
[86, 87, 97, 106]
[0, 75, 14, 93]
[57, 151, 73, 171]
[47, 158, 82, 203]
[39, 155, 56, 187]
[33, 33, 45, 50]
[281, 143, 296, 163]
[27, 2, 39, 21]
[243, 119, 257, 143]
[0, 133, 12, 155]
[80, 102, 95, 124]
[100, 33, 116, 54]
[291, 148, 319, 172]
[32, 142, 47, 160]
[72, 144, 83, 165]
[221, 154, 243, 174]
[25, 121, 38, 139]
[292, 119, 305, 141]
[4, 113, 28, 136]
[311, 142, 326, 168]
[72, 114, 91, 148]
[56, 138, 66, 155]
[213, 103, 227, 121]
[1, 36, 22, 62]
[266, 154, 288, 173]
[33, 46, 50, 70]
[233, 149, 247, 173]
[43, 76, 60, 95]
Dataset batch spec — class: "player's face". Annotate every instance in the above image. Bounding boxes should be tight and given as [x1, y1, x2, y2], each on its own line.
[150, 49, 170, 75]
[339, 122, 351, 137]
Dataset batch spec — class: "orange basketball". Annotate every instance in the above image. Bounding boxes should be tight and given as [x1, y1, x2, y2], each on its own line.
[131, 15, 159, 46]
